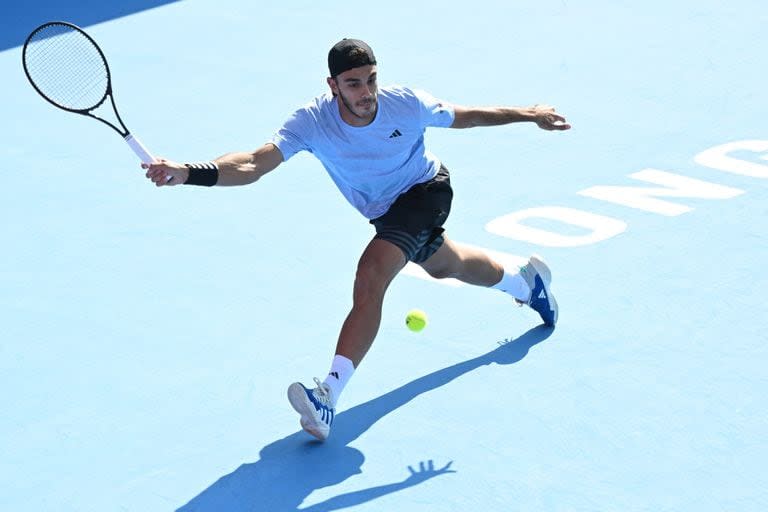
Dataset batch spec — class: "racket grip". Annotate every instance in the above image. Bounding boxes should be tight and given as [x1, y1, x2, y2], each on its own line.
[125, 133, 156, 164]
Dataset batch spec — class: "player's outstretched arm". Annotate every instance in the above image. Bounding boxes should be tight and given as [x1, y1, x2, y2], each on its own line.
[143, 142, 284, 187]
[450, 104, 571, 131]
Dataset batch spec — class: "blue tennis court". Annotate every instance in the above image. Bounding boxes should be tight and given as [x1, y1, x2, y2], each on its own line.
[2, 1, 767, 510]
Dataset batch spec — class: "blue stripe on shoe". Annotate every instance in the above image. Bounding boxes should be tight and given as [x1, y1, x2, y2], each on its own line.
[529, 275, 556, 326]
[304, 385, 334, 426]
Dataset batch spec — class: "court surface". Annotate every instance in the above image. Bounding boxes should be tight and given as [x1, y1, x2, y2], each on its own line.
[2, 1, 767, 511]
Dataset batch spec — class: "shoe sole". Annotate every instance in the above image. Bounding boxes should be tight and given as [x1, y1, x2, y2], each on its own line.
[528, 254, 558, 326]
[287, 383, 330, 441]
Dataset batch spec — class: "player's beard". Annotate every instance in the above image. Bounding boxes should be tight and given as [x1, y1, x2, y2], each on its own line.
[339, 90, 378, 122]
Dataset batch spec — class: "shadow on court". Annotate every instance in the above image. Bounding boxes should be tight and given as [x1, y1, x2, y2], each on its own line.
[1, 0, 180, 51]
[178, 325, 553, 512]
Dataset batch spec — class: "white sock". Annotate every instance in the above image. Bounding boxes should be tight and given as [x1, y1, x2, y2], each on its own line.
[322, 354, 355, 407]
[491, 268, 531, 302]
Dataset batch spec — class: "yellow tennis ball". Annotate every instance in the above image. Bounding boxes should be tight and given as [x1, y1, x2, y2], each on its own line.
[406, 309, 428, 332]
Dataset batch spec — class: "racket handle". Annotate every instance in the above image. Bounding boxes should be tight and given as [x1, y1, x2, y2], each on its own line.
[124, 133, 156, 164]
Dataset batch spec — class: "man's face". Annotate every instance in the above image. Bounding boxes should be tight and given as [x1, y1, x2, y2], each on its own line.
[328, 65, 378, 125]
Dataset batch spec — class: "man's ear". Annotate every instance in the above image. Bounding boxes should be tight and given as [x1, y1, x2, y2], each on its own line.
[327, 76, 338, 97]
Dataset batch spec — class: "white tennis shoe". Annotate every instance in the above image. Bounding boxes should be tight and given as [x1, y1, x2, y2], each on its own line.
[287, 378, 335, 441]
[519, 254, 558, 326]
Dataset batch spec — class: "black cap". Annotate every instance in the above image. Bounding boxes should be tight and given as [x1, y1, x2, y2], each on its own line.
[328, 38, 376, 77]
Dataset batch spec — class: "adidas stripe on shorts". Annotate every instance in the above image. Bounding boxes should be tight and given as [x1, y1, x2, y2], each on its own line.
[369, 165, 453, 263]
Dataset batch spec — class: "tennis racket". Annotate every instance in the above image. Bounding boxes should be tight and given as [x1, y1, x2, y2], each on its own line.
[22, 21, 155, 164]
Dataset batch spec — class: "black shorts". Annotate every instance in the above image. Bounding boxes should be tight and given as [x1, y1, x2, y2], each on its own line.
[369, 165, 453, 263]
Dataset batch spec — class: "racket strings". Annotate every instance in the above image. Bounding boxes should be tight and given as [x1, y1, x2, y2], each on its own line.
[32, 33, 107, 108]
[24, 24, 109, 111]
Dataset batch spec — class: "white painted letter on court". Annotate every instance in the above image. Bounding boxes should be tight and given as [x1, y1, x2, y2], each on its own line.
[485, 207, 627, 247]
[694, 140, 768, 178]
[578, 169, 744, 216]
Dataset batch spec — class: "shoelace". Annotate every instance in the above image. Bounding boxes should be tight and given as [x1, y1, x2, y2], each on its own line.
[312, 377, 331, 406]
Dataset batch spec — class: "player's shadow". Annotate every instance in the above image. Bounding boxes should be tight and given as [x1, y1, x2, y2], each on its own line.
[178, 325, 553, 512]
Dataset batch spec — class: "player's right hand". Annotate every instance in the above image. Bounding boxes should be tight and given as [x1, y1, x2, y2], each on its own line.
[142, 159, 189, 187]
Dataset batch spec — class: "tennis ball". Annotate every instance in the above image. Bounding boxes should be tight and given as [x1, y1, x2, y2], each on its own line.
[405, 309, 428, 332]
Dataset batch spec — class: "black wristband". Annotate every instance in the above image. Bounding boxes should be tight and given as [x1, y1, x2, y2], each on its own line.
[184, 162, 219, 186]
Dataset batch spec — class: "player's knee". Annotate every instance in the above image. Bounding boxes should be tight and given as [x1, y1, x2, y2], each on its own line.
[352, 264, 389, 303]
[423, 264, 458, 280]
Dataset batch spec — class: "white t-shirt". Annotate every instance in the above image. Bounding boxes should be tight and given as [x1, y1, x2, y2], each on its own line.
[271, 85, 455, 219]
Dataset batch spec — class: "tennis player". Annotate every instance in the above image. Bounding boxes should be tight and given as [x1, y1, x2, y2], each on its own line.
[144, 38, 570, 441]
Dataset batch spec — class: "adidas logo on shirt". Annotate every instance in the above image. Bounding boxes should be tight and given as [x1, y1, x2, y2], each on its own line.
[389, 129, 402, 138]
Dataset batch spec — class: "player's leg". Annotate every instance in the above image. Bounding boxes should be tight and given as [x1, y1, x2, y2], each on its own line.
[334, 238, 407, 366]
[418, 237, 558, 326]
[417, 237, 503, 286]
[287, 237, 406, 441]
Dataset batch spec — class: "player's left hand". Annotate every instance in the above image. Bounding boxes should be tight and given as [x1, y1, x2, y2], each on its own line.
[533, 104, 571, 131]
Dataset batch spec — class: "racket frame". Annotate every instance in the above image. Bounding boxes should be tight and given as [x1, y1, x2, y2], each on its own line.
[22, 21, 156, 164]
